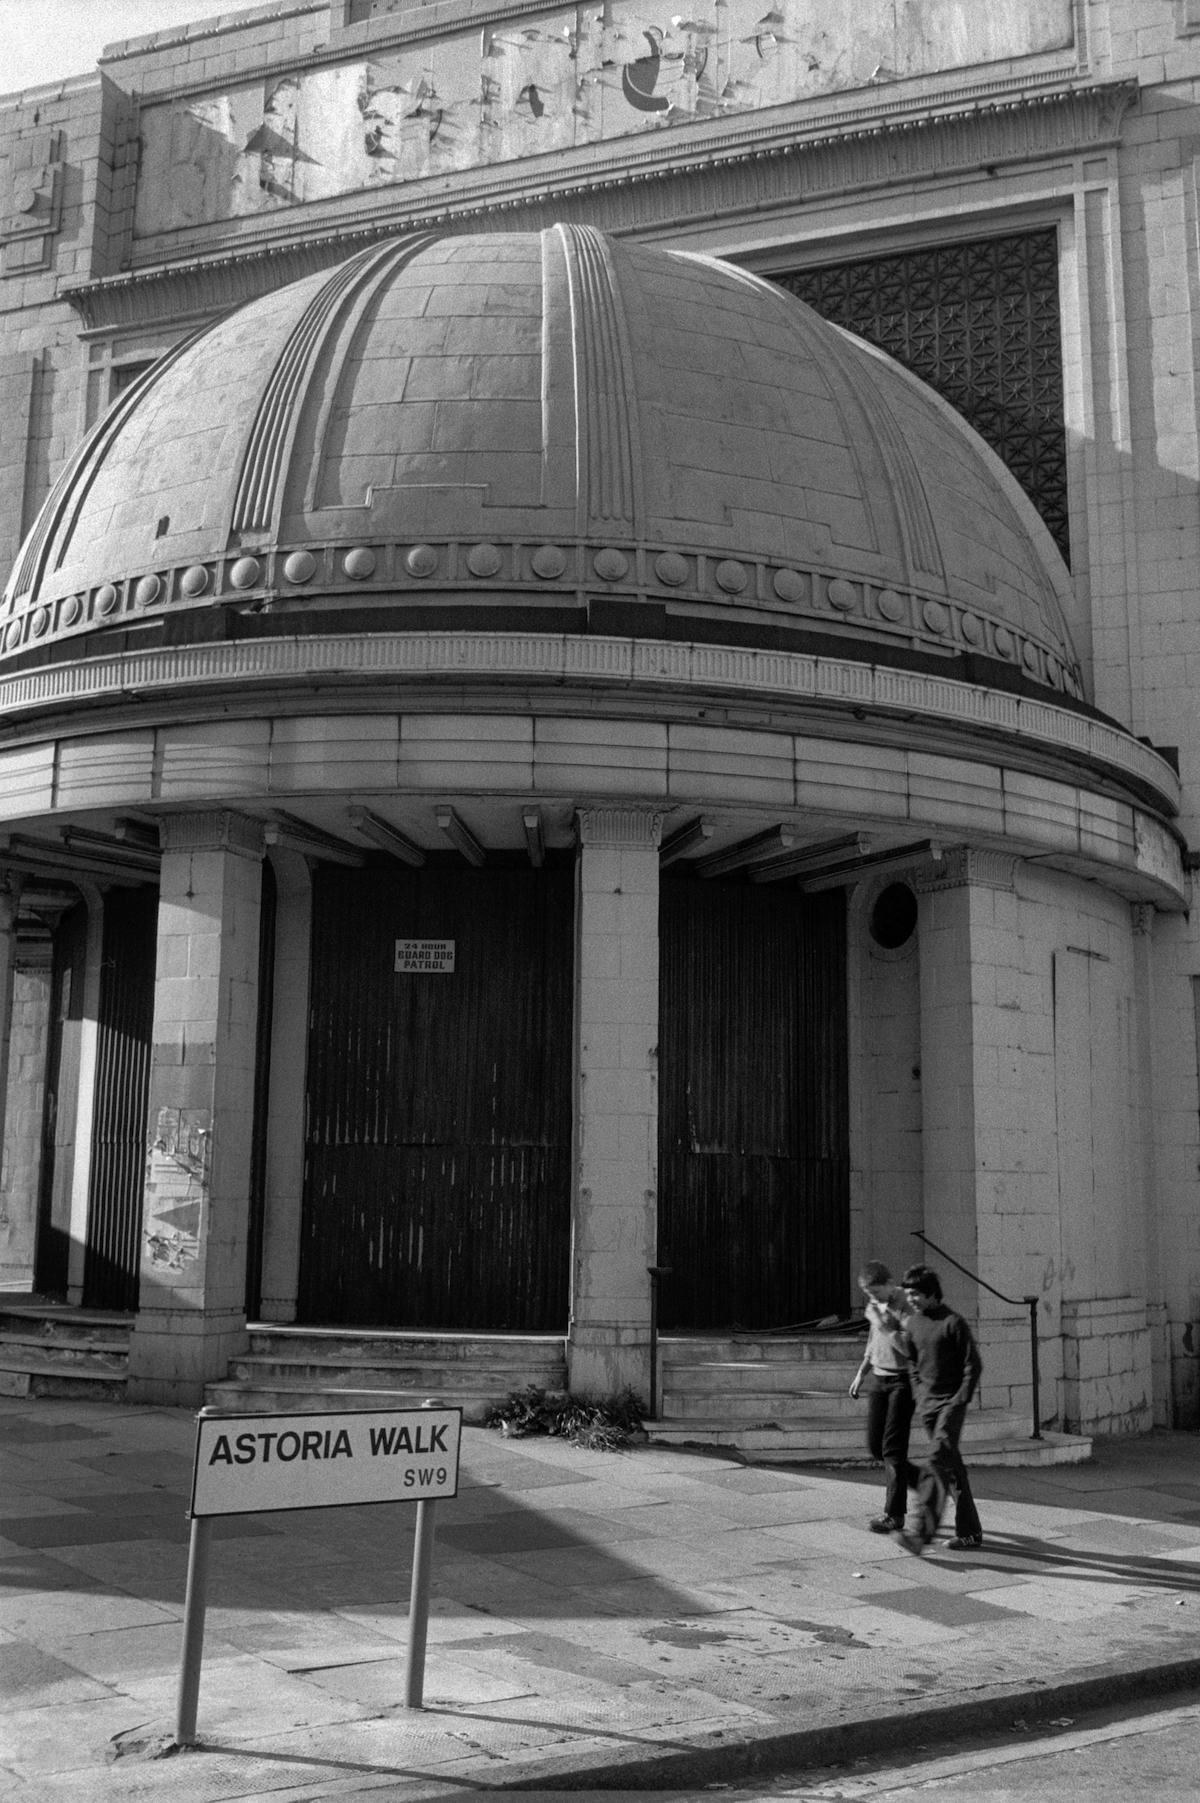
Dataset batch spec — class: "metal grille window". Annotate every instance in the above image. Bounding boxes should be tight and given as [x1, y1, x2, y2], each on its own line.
[774, 229, 1068, 563]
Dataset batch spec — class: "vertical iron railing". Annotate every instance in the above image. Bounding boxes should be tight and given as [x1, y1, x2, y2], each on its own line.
[911, 1231, 1042, 1440]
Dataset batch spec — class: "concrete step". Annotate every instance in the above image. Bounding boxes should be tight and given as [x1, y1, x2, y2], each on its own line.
[213, 1328, 569, 1423]
[646, 1410, 1091, 1467]
[204, 1378, 502, 1422]
[227, 1355, 564, 1394]
[246, 1326, 566, 1369]
[659, 1334, 864, 1366]
[660, 1387, 857, 1421]
[0, 1305, 132, 1402]
[0, 1363, 127, 1402]
[0, 1305, 133, 1345]
[0, 1332, 128, 1373]
[665, 1359, 858, 1394]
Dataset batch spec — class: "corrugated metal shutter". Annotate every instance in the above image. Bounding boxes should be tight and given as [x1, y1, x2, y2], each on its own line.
[83, 887, 157, 1311]
[658, 877, 848, 1328]
[244, 857, 276, 1317]
[300, 864, 572, 1329]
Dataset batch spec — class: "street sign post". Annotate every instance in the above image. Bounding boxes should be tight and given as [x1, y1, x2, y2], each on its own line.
[176, 1403, 462, 1746]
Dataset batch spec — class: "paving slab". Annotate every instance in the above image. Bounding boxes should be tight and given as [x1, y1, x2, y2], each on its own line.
[2, 1399, 1200, 1799]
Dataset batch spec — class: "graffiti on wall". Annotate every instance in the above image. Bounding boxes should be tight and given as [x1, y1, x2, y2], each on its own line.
[141, 1107, 209, 1274]
[135, 0, 1072, 235]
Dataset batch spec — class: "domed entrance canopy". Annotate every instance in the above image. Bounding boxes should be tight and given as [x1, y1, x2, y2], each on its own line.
[2, 225, 1081, 698]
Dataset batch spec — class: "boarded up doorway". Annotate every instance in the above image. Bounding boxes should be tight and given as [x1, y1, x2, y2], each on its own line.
[299, 863, 573, 1329]
[658, 877, 849, 1328]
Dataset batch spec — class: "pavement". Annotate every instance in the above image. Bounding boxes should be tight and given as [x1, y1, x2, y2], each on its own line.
[2, 1400, 1200, 1803]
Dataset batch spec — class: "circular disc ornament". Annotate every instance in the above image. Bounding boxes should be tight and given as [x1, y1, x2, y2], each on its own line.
[229, 556, 262, 591]
[405, 544, 439, 577]
[773, 568, 809, 604]
[180, 564, 211, 597]
[531, 544, 568, 579]
[283, 551, 316, 585]
[343, 546, 376, 580]
[593, 547, 629, 582]
[922, 600, 949, 635]
[467, 542, 503, 578]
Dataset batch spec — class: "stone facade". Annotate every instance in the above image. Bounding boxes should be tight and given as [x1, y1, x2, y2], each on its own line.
[2, 3, 1200, 1428]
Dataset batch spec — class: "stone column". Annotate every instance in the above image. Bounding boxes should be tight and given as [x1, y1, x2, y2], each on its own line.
[915, 848, 1054, 1417]
[127, 811, 265, 1404]
[66, 886, 105, 1303]
[0, 875, 24, 1278]
[258, 848, 313, 1323]
[567, 806, 663, 1401]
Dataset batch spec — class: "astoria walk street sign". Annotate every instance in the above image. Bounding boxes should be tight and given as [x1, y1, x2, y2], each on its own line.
[175, 1405, 463, 1746]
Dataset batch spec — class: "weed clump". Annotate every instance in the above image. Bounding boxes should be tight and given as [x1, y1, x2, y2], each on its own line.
[484, 1385, 646, 1451]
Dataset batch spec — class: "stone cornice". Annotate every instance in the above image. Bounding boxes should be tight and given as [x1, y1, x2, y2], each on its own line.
[0, 631, 1179, 820]
[63, 79, 1137, 334]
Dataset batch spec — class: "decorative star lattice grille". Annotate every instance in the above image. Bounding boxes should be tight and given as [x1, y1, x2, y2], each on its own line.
[774, 229, 1068, 565]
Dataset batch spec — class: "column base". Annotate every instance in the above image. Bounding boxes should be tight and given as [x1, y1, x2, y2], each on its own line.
[255, 1295, 297, 1324]
[127, 1307, 249, 1406]
[566, 1322, 651, 1403]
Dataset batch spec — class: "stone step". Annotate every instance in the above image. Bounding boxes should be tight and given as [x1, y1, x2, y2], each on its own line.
[664, 1359, 858, 1393]
[0, 1306, 133, 1346]
[660, 1387, 856, 1421]
[659, 1334, 864, 1366]
[646, 1411, 1089, 1466]
[228, 1354, 564, 1394]
[204, 1379, 500, 1422]
[0, 1334, 128, 1375]
[0, 1363, 127, 1403]
[246, 1326, 566, 1369]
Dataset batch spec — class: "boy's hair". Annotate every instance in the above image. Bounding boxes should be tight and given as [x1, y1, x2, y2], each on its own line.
[858, 1260, 891, 1286]
[900, 1262, 943, 1301]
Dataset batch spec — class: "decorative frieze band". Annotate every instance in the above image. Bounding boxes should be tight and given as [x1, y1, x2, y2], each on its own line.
[0, 632, 1180, 818]
[0, 532, 1083, 701]
[915, 847, 1018, 893]
[63, 83, 1136, 335]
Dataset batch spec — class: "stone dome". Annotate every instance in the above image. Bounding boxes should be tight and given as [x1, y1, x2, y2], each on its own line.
[1, 226, 1081, 697]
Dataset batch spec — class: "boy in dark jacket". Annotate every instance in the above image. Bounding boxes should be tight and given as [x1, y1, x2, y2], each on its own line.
[893, 1262, 983, 1554]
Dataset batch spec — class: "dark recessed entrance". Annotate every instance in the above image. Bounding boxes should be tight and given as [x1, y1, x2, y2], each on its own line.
[300, 862, 573, 1330]
[657, 877, 849, 1329]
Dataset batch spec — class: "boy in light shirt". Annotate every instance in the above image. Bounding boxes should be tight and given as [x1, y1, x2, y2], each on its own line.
[849, 1260, 916, 1534]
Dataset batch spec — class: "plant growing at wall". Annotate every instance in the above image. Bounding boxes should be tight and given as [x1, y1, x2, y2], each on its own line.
[484, 1385, 646, 1451]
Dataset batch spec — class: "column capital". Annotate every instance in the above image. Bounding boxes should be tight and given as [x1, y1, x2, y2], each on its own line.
[914, 846, 1016, 894]
[576, 807, 665, 849]
[159, 810, 265, 860]
[1131, 901, 1156, 937]
[0, 872, 23, 932]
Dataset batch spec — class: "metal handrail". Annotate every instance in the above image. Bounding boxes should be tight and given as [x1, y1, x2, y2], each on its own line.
[911, 1231, 1042, 1441]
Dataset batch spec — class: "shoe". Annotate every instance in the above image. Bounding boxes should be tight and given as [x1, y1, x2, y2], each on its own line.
[945, 1534, 983, 1550]
[868, 1516, 902, 1534]
[894, 1529, 926, 1556]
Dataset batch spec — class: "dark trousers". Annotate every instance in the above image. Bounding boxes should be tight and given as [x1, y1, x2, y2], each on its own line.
[913, 1399, 982, 1543]
[864, 1371, 916, 1524]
